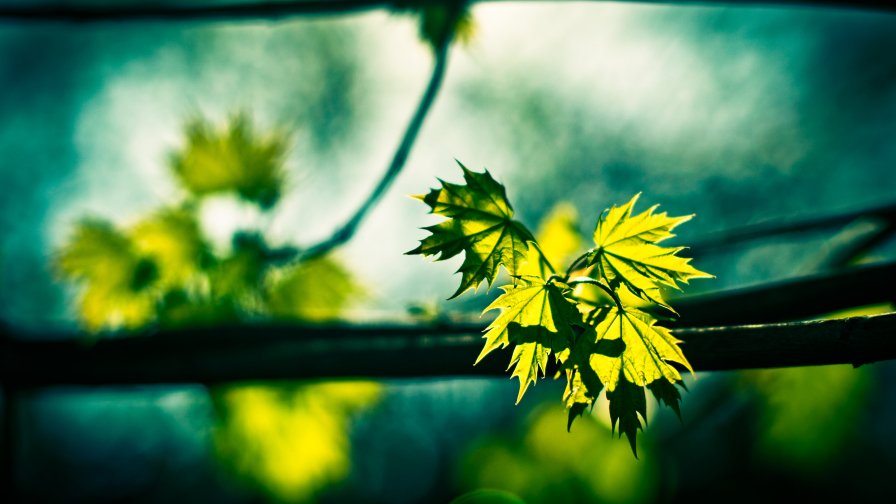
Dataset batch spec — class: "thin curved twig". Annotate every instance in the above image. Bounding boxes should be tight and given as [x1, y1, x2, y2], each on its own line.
[297, 31, 454, 262]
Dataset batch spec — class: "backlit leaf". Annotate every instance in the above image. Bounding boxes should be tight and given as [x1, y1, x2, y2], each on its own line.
[477, 275, 579, 403]
[588, 306, 692, 392]
[130, 207, 207, 288]
[606, 377, 648, 457]
[408, 161, 535, 298]
[587, 194, 711, 310]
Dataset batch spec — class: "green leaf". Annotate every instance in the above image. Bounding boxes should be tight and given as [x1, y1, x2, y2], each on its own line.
[170, 114, 288, 208]
[129, 207, 208, 289]
[55, 219, 156, 331]
[588, 306, 692, 392]
[408, 162, 535, 298]
[212, 381, 381, 503]
[266, 256, 361, 322]
[587, 194, 712, 310]
[647, 379, 685, 421]
[477, 276, 579, 403]
[563, 366, 602, 432]
[606, 377, 648, 457]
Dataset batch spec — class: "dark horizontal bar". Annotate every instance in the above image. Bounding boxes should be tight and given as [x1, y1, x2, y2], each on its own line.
[689, 201, 896, 254]
[671, 261, 896, 327]
[0, 0, 893, 23]
[1, 313, 894, 387]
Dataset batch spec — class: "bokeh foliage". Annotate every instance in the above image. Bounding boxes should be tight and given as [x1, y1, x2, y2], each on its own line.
[55, 113, 380, 503]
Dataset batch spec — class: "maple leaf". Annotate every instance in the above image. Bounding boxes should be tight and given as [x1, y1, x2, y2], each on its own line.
[563, 305, 691, 453]
[648, 379, 685, 421]
[587, 306, 693, 391]
[586, 194, 712, 310]
[606, 377, 648, 457]
[408, 161, 535, 298]
[477, 275, 580, 403]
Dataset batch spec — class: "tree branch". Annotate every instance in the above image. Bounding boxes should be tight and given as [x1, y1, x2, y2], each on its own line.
[1, 314, 894, 386]
[671, 261, 896, 327]
[2, 261, 895, 386]
[689, 201, 896, 254]
[1, 0, 894, 23]
[296, 22, 454, 262]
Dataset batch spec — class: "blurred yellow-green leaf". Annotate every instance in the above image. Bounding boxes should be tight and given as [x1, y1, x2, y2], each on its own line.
[266, 256, 361, 322]
[459, 405, 658, 504]
[213, 381, 381, 503]
[749, 364, 872, 472]
[129, 207, 208, 289]
[170, 114, 288, 208]
[56, 219, 157, 331]
[533, 202, 582, 268]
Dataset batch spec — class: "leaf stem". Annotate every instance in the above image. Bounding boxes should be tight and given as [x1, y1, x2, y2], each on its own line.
[563, 251, 592, 280]
[568, 276, 623, 311]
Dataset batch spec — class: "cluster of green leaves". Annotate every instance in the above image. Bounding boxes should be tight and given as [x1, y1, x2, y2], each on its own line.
[410, 162, 712, 454]
[57, 113, 356, 331]
[56, 113, 377, 503]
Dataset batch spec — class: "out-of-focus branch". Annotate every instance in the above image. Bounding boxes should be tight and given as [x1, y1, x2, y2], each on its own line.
[689, 201, 896, 254]
[1, 313, 894, 387]
[295, 7, 458, 262]
[671, 261, 896, 327]
[0, 0, 894, 23]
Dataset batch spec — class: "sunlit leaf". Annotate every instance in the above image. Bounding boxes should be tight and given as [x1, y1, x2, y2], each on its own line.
[170, 114, 288, 208]
[477, 274, 579, 403]
[588, 307, 692, 391]
[586, 194, 711, 310]
[408, 161, 535, 298]
[647, 379, 684, 421]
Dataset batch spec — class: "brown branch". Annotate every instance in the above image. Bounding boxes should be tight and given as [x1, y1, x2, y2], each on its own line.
[0, 0, 894, 23]
[671, 261, 896, 327]
[1, 313, 894, 387]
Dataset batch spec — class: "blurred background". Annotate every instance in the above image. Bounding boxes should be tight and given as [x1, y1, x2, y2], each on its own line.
[2, 1, 896, 502]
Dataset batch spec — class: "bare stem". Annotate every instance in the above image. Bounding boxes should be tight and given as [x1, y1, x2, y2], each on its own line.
[568, 276, 623, 311]
[297, 22, 455, 262]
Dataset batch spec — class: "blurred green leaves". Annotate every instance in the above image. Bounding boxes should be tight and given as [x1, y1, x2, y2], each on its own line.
[55, 112, 379, 503]
[170, 114, 288, 208]
[213, 381, 381, 503]
[458, 405, 659, 504]
[56, 219, 159, 331]
[747, 365, 873, 473]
